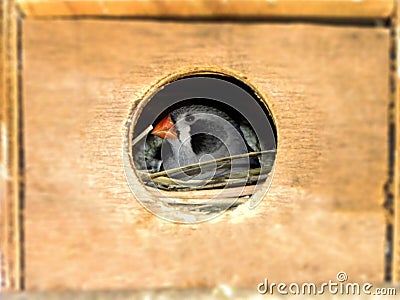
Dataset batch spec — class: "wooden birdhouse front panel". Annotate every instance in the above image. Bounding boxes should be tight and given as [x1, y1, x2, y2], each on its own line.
[19, 19, 389, 290]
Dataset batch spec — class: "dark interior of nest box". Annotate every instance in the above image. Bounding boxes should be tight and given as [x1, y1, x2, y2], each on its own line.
[129, 73, 277, 212]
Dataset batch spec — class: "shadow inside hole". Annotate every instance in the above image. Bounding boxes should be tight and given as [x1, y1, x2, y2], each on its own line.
[128, 73, 277, 221]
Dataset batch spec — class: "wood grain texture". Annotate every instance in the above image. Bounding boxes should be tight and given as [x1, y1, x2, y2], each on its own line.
[3, 288, 400, 299]
[0, 0, 22, 291]
[393, 1, 400, 283]
[17, 0, 395, 19]
[23, 20, 389, 290]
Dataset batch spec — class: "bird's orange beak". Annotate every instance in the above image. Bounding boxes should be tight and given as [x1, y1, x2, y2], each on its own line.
[151, 114, 178, 139]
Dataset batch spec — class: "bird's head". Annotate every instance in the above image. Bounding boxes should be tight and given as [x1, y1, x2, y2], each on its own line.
[151, 105, 231, 142]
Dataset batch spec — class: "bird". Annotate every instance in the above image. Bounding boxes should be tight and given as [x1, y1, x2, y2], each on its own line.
[149, 104, 260, 182]
[133, 133, 163, 173]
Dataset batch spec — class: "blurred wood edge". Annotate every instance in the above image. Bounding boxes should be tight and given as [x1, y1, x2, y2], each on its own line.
[0, 0, 22, 292]
[16, 0, 395, 20]
[393, 0, 400, 283]
[0, 289, 307, 299]
[1, 287, 400, 299]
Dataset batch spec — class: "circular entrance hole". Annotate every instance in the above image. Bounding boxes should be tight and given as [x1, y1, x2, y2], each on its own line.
[123, 70, 277, 223]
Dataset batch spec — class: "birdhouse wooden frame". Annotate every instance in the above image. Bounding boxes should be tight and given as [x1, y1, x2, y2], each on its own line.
[1, 0, 400, 295]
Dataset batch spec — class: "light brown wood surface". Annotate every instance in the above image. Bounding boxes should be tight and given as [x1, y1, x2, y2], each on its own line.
[17, 0, 395, 19]
[0, 0, 22, 291]
[393, 1, 400, 283]
[2, 288, 400, 299]
[22, 20, 390, 290]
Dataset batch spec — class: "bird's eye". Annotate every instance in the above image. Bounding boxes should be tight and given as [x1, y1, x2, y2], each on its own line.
[185, 115, 195, 123]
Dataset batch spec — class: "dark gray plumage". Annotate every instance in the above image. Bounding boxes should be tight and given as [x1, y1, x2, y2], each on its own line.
[133, 134, 163, 172]
[154, 104, 260, 181]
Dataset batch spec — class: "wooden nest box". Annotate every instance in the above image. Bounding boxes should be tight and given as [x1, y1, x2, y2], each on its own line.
[1, 0, 400, 297]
